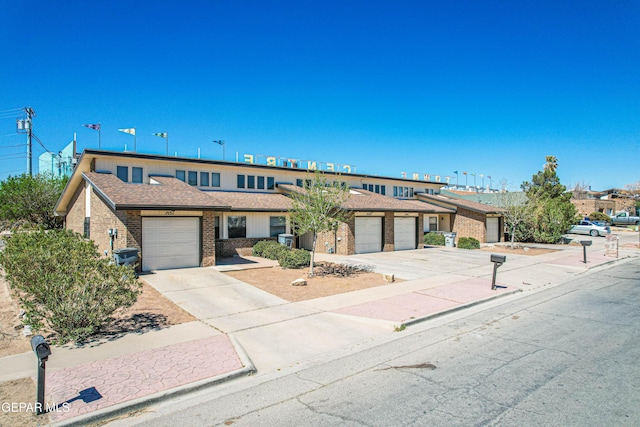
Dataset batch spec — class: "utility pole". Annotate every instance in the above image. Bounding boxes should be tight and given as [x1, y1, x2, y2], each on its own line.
[16, 107, 36, 176]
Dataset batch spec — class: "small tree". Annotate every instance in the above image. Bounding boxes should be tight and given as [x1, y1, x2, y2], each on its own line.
[288, 171, 353, 276]
[0, 173, 68, 230]
[521, 156, 576, 243]
[0, 229, 141, 343]
[498, 195, 534, 248]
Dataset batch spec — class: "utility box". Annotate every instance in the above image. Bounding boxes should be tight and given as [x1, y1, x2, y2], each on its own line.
[278, 234, 294, 249]
[444, 232, 457, 248]
[113, 247, 139, 266]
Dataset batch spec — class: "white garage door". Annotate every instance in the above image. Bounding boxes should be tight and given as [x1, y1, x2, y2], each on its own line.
[142, 217, 200, 271]
[487, 217, 500, 243]
[355, 217, 382, 254]
[394, 217, 416, 251]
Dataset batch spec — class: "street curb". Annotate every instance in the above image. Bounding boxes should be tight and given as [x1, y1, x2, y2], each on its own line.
[53, 334, 257, 427]
[397, 288, 523, 329]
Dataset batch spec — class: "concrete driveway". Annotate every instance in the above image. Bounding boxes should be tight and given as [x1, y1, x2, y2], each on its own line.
[142, 236, 639, 374]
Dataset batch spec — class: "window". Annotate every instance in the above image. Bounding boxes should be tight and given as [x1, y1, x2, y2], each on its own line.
[132, 167, 143, 183]
[117, 166, 128, 182]
[247, 175, 255, 189]
[83, 217, 90, 238]
[381, 186, 386, 195]
[257, 176, 265, 189]
[429, 217, 438, 231]
[237, 175, 245, 188]
[267, 177, 275, 190]
[393, 186, 398, 197]
[214, 215, 220, 239]
[212, 173, 220, 187]
[200, 172, 209, 187]
[375, 184, 380, 193]
[188, 171, 198, 186]
[296, 179, 303, 187]
[176, 170, 186, 182]
[228, 216, 246, 238]
[270, 216, 286, 237]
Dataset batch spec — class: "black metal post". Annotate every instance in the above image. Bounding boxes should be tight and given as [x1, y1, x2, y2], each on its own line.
[36, 359, 46, 415]
[491, 262, 499, 290]
[583, 245, 587, 264]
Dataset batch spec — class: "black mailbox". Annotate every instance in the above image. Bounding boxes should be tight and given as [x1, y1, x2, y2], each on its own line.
[491, 254, 506, 263]
[580, 240, 592, 263]
[31, 335, 51, 361]
[490, 253, 506, 290]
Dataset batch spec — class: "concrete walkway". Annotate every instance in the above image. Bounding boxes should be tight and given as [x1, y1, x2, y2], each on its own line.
[1, 232, 637, 426]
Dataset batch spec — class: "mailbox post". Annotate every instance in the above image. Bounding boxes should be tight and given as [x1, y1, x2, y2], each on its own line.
[490, 254, 506, 290]
[580, 240, 592, 264]
[30, 335, 51, 415]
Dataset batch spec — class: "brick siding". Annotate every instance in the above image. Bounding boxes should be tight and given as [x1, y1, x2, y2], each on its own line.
[451, 207, 487, 243]
[202, 211, 216, 266]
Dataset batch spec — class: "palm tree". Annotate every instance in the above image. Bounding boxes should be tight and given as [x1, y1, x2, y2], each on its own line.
[544, 155, 558, 173]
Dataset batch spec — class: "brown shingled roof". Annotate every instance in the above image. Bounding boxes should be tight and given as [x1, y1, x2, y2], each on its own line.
[84, 172, 292, 212]
[277, 184, 441, 213]
[203, 190, 292, 211]
[84, 172, 228, 210]
[416, 193, 504, 214]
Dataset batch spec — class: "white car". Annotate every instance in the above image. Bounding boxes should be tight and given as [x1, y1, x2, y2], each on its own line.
[568, 220, 611, 237]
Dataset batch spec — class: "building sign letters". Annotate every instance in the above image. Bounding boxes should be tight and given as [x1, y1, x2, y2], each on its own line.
[243, 154, 354, 174]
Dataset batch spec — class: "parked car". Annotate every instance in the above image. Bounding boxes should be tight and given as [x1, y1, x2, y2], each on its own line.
[609, 212, 640, 226]
[568, 220, 611, 237]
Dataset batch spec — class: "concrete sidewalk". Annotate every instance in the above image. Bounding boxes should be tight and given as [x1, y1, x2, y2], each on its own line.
[1, 236, 637, 426]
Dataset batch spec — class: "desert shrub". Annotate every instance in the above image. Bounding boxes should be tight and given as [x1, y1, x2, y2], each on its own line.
[458, 237, 480, 249]
[252, 240, 274, 257]
[256, 240, 290, 260]
[424, 232, 445, 246]
[588, 212, 611, 222]
[278, 248, 311, 269]
[0, 229, 141, 343]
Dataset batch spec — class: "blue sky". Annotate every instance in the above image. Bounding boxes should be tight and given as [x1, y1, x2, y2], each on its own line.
[1, 1, 638, 190]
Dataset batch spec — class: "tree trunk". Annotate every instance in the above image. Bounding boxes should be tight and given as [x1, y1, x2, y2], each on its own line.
[510, 226, 516, 249]
[309, 233, 317, 277]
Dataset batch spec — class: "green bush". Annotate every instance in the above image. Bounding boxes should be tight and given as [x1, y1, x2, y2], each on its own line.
[252, 240, 274, 257]
[588, 212, 611, 222]
[278, 248, 311, 269]
[458, 237, 480, 249]
[257, 240, 290, 260]
[0, 229, 141, 343]
[423, 232, 445, 246]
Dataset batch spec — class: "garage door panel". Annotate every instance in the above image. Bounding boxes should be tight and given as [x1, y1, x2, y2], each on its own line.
[394, 217, 416, 251]
[142, 217, 200, 271]
[487, 218, 499, 243]
[355, 217, 382, 254]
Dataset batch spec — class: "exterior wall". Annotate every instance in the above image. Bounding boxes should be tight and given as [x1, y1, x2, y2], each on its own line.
[417, 215, 424, 248]
[451, 207, 487, 243]
[202, 211, 216, 266]
[216, 237, 273, 257]
[614, 198, 637, 214]
[571, 199, 616, 216]
[92, 156, 444, 196]
[338, 218, 355, 255]
[65, 182, 86, 235]
[383, 212, 394, 252]
[309, 219, 355, 255]
[89, 191, 129, 256]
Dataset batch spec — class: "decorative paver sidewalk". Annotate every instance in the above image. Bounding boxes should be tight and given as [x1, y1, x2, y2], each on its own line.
[333, 278, 512, 324]
[46, 334, 244, 423]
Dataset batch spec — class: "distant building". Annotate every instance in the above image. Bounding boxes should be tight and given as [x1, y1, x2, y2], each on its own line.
[38, 139, 77, 178]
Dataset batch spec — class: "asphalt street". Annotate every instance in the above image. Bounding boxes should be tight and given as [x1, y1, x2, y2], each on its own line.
[106, 256, 640, 427]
